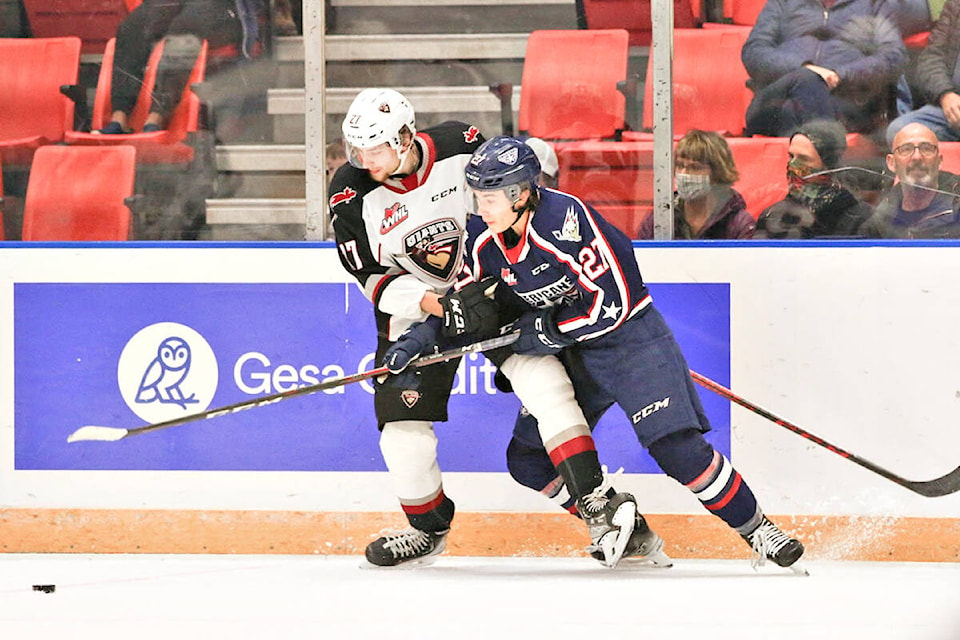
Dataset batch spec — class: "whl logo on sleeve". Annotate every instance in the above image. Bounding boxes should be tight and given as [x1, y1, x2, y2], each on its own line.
[117, 322, 219, 424]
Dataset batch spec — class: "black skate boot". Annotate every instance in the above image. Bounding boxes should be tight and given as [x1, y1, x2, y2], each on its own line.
[742, 516, 804, 569]
[589, 512, 673, 567]
[577, 485, 637, 568]
[364, 528, 448, 567]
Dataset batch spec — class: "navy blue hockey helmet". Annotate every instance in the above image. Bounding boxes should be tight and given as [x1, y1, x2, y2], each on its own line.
[465, 136, 541, 200]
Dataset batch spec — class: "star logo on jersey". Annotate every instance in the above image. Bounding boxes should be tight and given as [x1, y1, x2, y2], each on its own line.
[329, 186, 357, 208]
[500, 267, 517, 286]
[402, 218, 464, 282]
[381, 202, 409, 234]
[463, 126, 481, 143]
[602, 301, 621, 320]
[552, 206, 582, 242]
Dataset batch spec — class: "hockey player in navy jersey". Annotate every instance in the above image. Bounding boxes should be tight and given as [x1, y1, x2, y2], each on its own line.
[328, 89, 643, 568]
[451, 136, 805, 569]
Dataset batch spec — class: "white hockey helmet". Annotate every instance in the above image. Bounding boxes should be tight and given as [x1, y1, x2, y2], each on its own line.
[341, 88, 417, 169]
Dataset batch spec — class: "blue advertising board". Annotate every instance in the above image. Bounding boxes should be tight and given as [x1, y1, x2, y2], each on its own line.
[14, 281, 730, 473]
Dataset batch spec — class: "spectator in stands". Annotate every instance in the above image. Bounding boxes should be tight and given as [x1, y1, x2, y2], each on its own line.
[274, 0, 299, 35]
[638, 130, 755, 240]
[754, 120, 873, 238]
[887, 0, 960, 145]
[859, 122, 960, 237]
[96, 0, 262, 135]
[741, 0, 906, 137]
[523, 137, 559, 189]
[326, 138, 347, 185]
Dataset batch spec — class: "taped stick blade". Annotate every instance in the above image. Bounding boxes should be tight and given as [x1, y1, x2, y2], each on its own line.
[67, 426, 130, 443]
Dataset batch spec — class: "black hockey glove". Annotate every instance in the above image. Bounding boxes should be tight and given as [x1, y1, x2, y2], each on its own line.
[377, 320, 440, 391]
[382, 320, 439, 374]
[512, 307, 575, 355]
[438, 277, 500, 338]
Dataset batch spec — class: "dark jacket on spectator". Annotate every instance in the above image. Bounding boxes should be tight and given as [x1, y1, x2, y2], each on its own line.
[754, 184, 873, 238]
[742, 0, 905, 101]
[914, 0, 960, 106]
[638, 188, 756, 239]
[858, 171, 960, 238]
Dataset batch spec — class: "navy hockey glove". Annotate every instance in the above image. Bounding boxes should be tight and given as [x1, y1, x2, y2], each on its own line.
[383, 319, 439, 373]
[439, 277, 500, 338]
[512, 307, 575, 355]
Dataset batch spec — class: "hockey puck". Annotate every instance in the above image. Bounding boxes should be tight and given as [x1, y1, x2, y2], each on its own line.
[32, 584, 56, 593]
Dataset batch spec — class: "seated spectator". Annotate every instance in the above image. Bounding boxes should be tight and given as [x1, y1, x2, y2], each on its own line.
[326, 138, 347, 185]
[524, 137, 559, 189]
[96, 0, 262, 135]
[741, 0, 906, 137]
[887, 0, 960, 145]
[860, 122, 960, 237]
[638, 129, 755, 239]
[274, 0, 299, 35]
[754, 120, 873, 238]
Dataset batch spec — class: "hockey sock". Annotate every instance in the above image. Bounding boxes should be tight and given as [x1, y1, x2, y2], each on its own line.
[649, 429, 762, 531]
[380, 420, 454, 532]
[506, 436, 579, 513]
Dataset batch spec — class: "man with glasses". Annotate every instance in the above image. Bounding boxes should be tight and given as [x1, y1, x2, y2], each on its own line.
[887, 0, 960, 145]
[860, 123, 960, 238]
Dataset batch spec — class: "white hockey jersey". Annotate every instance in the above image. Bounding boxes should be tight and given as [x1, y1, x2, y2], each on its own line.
[328, 121, 485, 340]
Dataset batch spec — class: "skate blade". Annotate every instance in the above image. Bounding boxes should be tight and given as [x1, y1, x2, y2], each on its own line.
[359, 553, 443, 570]
[600, 501, 638, 569]
[788, 562, 810, 577]
[619, 550, 674, 569]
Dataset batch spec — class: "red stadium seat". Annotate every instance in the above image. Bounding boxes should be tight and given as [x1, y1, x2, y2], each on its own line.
[518, 29, 630, 141]
[64, 37, 208, 164]
[557, 140, 655, 237]
[0, 37, 82, 167]
[939, 142, 960, 174]
[21, 0, 132, 54]
[580, 0, 701, 47]
[21, 145, 137, 241]
[730, 0, 767, 25]
[725, 136, 789, 218]
[0, 153, 5, 240]
[638, 28, 752, 137]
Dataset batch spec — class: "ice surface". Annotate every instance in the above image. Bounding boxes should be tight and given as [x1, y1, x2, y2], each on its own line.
[0, 554, 958, 638]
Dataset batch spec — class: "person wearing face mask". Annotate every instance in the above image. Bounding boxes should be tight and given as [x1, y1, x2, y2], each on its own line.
[638, 130, 755, 240]
[859, 123, 960, 238]
[754, 119, 873, 239]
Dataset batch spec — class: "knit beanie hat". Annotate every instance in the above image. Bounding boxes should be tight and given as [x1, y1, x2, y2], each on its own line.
[792, 120, 847, 169]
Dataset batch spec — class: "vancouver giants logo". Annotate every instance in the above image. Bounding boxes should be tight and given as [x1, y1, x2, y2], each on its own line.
[463, 126, 481, 144]
[381, 202, 409, 233]
[402, 217, 464, 282]
[329, 186, 358, 208]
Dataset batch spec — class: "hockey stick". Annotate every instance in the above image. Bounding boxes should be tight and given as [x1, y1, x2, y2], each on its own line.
[66, 332, 520, 444]
[689, 370, 960, 498]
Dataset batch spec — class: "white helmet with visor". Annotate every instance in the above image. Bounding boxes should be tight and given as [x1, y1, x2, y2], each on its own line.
[341, 88, 417, 171]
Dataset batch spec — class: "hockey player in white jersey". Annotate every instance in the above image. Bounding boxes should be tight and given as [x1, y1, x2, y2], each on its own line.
[328, 89, 643, 568]
[448, 136, 805, 570]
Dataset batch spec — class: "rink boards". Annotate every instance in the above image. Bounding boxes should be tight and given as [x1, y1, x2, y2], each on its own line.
[1, 241, 959, 561]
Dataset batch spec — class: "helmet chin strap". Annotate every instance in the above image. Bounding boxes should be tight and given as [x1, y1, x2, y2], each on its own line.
[388, 139, 418, 178]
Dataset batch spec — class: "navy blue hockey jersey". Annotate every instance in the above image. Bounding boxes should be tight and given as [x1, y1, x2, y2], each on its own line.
[462, 188, 651, 343]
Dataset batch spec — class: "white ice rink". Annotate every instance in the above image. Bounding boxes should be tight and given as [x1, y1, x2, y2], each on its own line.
[1, 554, 958, 638]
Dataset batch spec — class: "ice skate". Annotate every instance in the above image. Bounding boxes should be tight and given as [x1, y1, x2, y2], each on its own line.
[364, 528, 448, 568]
[577, 484, 637, 568]
[588, 512, 673, 568]
[742, 516, 805, 573]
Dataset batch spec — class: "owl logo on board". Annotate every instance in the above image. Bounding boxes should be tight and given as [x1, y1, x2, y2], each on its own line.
[118, 323, 218, 424]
